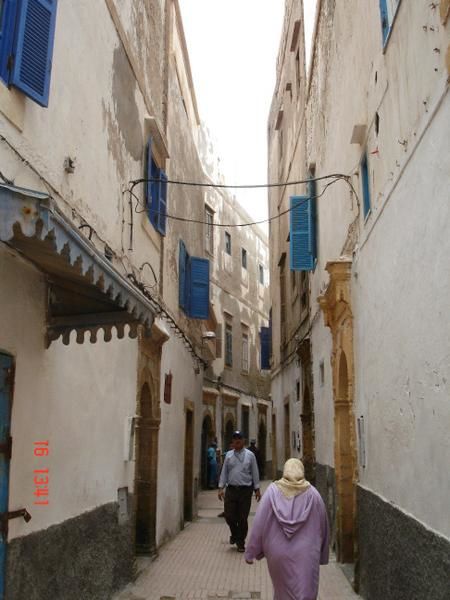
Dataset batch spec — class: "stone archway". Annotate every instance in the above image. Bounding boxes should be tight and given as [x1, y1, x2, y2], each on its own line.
[319, 260, 358, 565]
[135, 379, 160, 555]
[134, 325, 166, 556]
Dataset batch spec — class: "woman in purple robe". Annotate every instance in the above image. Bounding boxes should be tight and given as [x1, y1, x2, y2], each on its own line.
[245, 458, 330, 600]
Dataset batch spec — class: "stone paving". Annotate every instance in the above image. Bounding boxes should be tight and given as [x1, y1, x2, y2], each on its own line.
[113, 483, 359, 600]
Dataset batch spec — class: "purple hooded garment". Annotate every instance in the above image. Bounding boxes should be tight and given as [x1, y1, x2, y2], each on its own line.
[245, 483, 330, 600]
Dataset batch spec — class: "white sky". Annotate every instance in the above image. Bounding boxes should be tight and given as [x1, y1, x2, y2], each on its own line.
[178, 1, 318, 233]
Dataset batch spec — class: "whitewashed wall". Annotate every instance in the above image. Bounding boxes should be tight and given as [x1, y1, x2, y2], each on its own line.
[353, 97, 450, 536]
[1, 247, 138, 541]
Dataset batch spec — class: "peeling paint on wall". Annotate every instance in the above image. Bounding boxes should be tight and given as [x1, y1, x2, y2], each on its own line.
[112, 44, 143, 162]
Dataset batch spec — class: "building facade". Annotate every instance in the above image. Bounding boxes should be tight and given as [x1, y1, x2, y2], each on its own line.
[199, 178, 271, 481]
[269, 1, 450, 598]
[0, 1, 269, 598]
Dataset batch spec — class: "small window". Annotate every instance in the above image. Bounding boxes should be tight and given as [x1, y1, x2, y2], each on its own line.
[225, 323, 233, 367]
[296, 380, 300, 402]
[0, 0, 58, 107]
[241, 332, 249, 373]
[225, 231, 231, 255]
[259, 264, 264, 285]
[319, 360, 325, 387]
[241, 248, 247, 269]
[361, 153, 371, 218]
[205, 206, 214, 254]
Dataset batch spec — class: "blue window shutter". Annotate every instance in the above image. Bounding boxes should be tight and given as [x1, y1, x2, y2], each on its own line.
[290, 196, 314, 271]
[158, 170, 167, 235]
[179, 240, 187, 310]
[260, 327, 271, 370]
[10, 0, 58, 107]
[0, 0, 19, 84]
[189, 257, 209, 319]
[149, 163, 160, 230]
[379, 0, 389, 44]
[145, 138, 152, 208]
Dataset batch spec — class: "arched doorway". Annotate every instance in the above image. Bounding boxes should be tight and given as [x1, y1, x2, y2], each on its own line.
[135, 382, 159, 555]
[257, 420, 267, 479]
[201, 414, 214, 490]
[335, 352, 355, 563]
[301, 386, 316, 484]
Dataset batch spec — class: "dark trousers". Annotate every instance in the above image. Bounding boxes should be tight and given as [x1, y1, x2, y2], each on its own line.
[224, 485, 253, 545]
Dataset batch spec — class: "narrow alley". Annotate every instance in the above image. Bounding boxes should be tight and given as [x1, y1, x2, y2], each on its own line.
[0, 0, 449, 599]
[114, 483, 358, 600]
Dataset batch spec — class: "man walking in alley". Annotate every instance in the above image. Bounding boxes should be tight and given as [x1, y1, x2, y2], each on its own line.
[218, 431, 261, 552]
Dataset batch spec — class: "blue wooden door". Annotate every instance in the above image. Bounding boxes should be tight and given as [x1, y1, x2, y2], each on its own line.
[0, 353, 13, 600]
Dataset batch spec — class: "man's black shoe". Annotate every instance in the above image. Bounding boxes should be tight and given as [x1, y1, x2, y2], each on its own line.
[237, 544, 245, 553]
[229, 536, 236, 544]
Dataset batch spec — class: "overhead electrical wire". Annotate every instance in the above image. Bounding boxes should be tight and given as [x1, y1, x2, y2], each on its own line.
[0, 132, 359, 370]
[129, 172, 349, 190]
[128, 174, 354, 228]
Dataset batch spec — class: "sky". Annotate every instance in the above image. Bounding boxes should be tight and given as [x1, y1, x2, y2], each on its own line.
[178, 1, 317, 233]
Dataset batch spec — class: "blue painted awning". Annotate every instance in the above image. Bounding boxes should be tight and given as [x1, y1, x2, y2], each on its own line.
[0, 184, 156, 345]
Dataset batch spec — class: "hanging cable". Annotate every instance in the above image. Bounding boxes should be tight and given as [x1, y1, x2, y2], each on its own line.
[127, 175, 352, 228]
[129, 172, 349, 190]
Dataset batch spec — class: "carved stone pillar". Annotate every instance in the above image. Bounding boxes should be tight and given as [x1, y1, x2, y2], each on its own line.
[134, 322, 167, 555]
[319, 260, 358, 563]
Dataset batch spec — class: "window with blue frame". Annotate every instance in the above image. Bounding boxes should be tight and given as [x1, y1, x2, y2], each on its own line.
[145, 137, 167, 235]
[0, 0, 58, 107]
[361, 152, 371, 218]
[178, 240, 210, 320]
[379, 0, 401, 45]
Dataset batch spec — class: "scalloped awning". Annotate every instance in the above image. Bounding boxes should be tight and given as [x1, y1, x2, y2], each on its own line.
[0, 184, 156, 345]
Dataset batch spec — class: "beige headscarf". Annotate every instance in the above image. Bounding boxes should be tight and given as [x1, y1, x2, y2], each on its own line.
[275, 458, 311, 498]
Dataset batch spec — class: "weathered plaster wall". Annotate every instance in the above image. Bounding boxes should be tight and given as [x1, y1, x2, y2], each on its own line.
[0, 247, 138, 541]
[0, 0, 203, 578]
[353, 98, 450, 536]
[305, 0, 450, 538]
[270, 5, 450, 592]
[0, 0, 165, 301]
